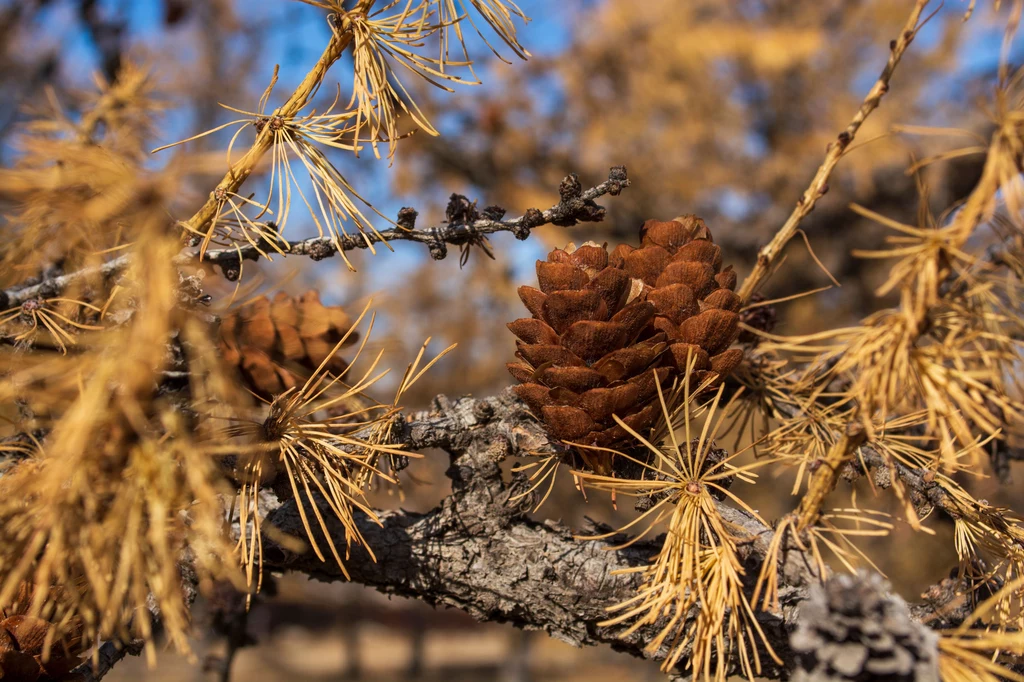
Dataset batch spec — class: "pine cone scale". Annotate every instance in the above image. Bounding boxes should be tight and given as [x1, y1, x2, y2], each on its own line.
[515, 343, 584, 368]
[542, 290, 609, 332]
[560, 321, 629, 363]
[0, 584, 84, 681]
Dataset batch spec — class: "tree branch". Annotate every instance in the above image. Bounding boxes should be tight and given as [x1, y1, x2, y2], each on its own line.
[63, 388, 984, 681]
[181, 3, 374, 239]
[260, 390, 792, 676]
[74, 638, 147, 682]
[255, 389, 973, 679]
[0, 168, 629, 306]
[194, 167, 629, 275]
[737, 0, 931, 304]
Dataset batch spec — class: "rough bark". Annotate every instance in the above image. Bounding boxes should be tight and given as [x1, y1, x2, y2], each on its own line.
[254, 389, 971, 679]
[62, 389, 989, 681]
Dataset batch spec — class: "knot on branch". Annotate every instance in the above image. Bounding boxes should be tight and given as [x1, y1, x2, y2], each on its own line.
[790, 571, 938, 682]
[568, 200, 607, 225]
[428, 228, 448, 261]
[482, 205, 506, 221]
[306, 240, 335, 261]
[219, 257, 241, 282]
[606, 165, 629, 195]
[445, 193, 480, 225]
[517, 208, 544, 238]
[559, 173, 582, 202]
[739, 293, 778, 345]
[396, 206, 418, 230]
[550, 172, 607, 227]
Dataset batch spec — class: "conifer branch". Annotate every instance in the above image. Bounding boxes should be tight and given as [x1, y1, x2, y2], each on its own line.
[775, 90, 1022, 532]
[249, 389, 977, 679]
[59, 388, 991, 682]
[0, 169, 628, 304]
[183, 1, 376, 239]
[194, 167, 629, 273]
[3, 2, 1021, 680]
[737, 0, 932, 304]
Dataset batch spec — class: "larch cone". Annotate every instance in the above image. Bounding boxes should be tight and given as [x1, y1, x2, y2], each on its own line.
[507, 215, 743, 474]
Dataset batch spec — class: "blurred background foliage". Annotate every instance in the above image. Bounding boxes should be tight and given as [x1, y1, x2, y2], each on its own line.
[0, 0, 1018, 679]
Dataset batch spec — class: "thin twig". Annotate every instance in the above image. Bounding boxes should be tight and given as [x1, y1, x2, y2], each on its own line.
[195, 167, 629, 271]
[2, 257, 132, 309]
[74, 637, 147, 682]
[794, 420, 868, 531]
[737, 0, 932, 304]
[0, 168, 628, 304]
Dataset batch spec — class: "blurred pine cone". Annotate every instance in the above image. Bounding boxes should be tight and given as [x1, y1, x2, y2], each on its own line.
[0, 583, 84, 682]
[219, 291, 358, 399]
[507, 215, 742, 464]
[790, 572, 938, 681]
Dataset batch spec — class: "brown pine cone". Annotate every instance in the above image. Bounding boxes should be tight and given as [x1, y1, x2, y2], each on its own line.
[0, 583, 84, 681]
[507, 242, 670, 460]
[610, 215, 743, 385]
[507, 216, 743, 466]
[218, 291, 358, 399]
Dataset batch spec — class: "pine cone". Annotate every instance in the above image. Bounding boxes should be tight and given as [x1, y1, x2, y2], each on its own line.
[610, 215, 743, 384]
[507, 242, 665, 456]
[790, 572, 939, 682]
[218, 291, 358, 399]
[0, 583, 84, 681]
[507, 216, 743, 464]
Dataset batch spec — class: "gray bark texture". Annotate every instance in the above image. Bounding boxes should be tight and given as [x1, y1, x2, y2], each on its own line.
[255, 389, 974, 680]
